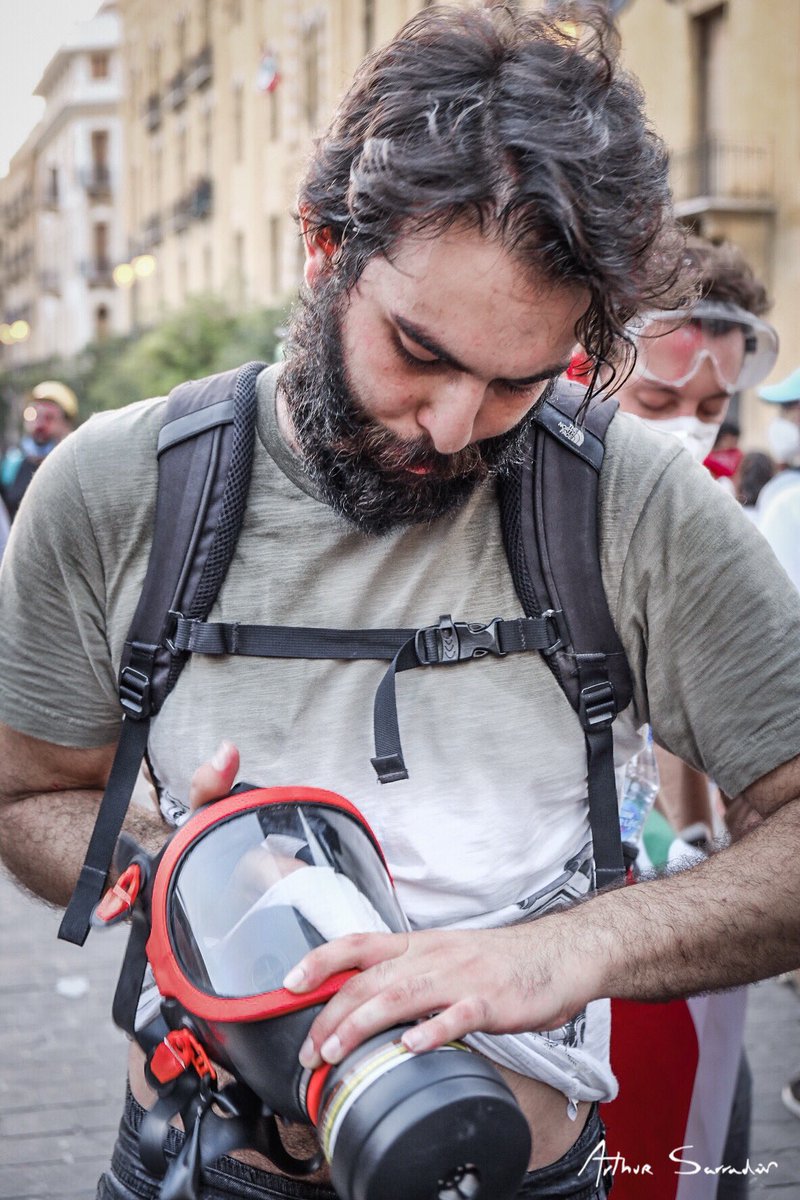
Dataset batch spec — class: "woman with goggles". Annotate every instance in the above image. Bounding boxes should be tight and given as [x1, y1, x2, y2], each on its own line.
[620, 299, 779, 462]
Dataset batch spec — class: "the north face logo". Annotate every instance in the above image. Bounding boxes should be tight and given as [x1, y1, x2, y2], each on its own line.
[557, 420, 585, 448]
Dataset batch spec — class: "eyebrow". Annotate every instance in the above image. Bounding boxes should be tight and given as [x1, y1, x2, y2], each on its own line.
[393, 314, 571, 387]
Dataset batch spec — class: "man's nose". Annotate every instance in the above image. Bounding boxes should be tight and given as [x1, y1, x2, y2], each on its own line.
[415, 378, 486, 455]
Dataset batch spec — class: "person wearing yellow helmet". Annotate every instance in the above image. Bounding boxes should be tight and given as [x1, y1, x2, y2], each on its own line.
[0, 380, 78, 520]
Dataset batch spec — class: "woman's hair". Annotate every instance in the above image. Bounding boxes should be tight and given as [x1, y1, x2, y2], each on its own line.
[683, 235, 771, 316]
[297, 2, 689, 386]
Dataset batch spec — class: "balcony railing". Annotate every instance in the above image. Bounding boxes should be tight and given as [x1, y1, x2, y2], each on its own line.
[82, 258, 115, 287]
[164, 69, 187, 111]
[670, 137, 775, 209]
[3, 244, 34, 284]
[143, 213, 163, 247]
[40, 270, 61, 296]
[80, 165, 112, 199]
[170, 197, 191, 234]
[145, 92, 161, 132]
[190, 177, 213, 219]
[185, 44, 213, 91]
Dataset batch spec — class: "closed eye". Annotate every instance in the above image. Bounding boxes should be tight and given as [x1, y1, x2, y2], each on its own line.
[393, 334, 441, 369]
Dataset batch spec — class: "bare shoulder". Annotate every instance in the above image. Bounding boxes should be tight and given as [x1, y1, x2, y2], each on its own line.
[0, 723, 116, 804]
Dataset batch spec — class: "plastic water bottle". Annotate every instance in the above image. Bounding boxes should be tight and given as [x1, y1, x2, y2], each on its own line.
[619, 728, 660, 848]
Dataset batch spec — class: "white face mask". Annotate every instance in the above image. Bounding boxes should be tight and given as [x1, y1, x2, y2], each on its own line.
[638, 415, 721, 463]
[766, 416, 800, 466]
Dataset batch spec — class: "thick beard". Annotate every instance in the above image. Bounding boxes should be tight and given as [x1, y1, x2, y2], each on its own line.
[279, 280, 549, 536]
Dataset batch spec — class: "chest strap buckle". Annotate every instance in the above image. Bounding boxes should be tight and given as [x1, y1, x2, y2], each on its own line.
[414, 614, 506, 666]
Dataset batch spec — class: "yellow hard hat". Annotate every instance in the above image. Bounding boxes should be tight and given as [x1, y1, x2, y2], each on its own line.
[30, 380, 79, 420]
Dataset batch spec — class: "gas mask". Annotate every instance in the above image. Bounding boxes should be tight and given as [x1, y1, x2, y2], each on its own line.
[96, 785, 531, 1200]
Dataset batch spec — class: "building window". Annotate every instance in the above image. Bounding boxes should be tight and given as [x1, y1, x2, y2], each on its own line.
[691, 4, 728, 193]
[233, 83, 244, 162]
[94, 221, 109, 265]
[203, 109, 213, 174]
[269, 215, 282, 298]
[92, 129, 109, 171]
[46, 166, 60, 208]
[302, 17, 323, 129]
[693, 5, 727, 141]
[150, 43, 162, 91]
[176, 15, 186, 67]
[91, 52, 110, 79]
[95, 304, 111, 340]
[177, 127, 188, 193]
[268, 87, 280, 142]
[363, 0, 375, 53]
[234, 231, 246, 304]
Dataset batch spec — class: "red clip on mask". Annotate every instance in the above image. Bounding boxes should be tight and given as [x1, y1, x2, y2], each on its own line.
[99, 786, 531, 1200]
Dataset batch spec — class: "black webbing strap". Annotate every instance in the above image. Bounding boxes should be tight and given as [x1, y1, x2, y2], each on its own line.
[59, 364, 262, 946]
[500, 385, 631, 891]
[530, 411, 626, 891]
[170, 618, 415, 660]
[576, 655, 624, 889]
[58, 716, 150, 945]
[371, 613, 561, 783]
[172, 610, 561, 784]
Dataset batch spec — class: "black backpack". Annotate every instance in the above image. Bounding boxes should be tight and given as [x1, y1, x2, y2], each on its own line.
[59, 361, 633, 945]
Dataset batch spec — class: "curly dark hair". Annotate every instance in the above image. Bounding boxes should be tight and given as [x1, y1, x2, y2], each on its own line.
[682, 235, 771, 316]
[297, 2, 688, 387]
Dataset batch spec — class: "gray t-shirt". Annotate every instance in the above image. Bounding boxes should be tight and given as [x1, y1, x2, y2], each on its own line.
[2, 365, 800, 1106]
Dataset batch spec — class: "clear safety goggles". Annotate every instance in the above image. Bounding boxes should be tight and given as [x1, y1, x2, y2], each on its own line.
[147, 787, 409, 1023]
[629, 301, 778, 394]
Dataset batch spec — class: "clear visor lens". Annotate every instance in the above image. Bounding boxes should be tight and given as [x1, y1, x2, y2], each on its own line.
[167, 803, 409, 999]
[633, 304, 778, 394]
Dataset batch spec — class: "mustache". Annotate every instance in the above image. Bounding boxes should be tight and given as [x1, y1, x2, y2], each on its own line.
[331, 417, 492, 482]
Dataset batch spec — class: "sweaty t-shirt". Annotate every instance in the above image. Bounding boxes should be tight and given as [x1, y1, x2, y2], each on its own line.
[2, 365, 800, 1108]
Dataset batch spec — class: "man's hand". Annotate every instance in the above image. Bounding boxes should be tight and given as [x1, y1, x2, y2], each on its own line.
[189, 740, 240, 809]
[283, 917, 597, 1068]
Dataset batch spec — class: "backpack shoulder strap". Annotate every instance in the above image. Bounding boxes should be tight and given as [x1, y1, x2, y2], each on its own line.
[59, 360, 264, 944]
[499, 379, 633, 889]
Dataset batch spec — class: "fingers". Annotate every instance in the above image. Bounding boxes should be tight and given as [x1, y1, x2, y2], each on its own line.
[188, 740, 240, 810]
[283, 930, 409, 993]
[284, 929, 508, 1069]
[299, 953, 441, 1068]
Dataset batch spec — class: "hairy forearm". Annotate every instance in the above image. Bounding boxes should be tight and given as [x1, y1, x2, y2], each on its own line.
[574, 796, 800, 1003]
[0, 788, 167, 908]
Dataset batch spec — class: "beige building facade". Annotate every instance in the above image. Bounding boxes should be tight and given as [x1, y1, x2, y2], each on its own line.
[116, 0, 433, 328]
[617, 0, 800, 443]
[0, 1, 125, 376]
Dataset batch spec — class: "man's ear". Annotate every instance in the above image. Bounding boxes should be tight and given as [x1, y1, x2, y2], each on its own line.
[299, 211, 337, 287]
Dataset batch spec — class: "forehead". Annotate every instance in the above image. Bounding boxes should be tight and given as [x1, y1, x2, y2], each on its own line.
[350, 225, 589, 371]
[645, 318, 744, 358]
